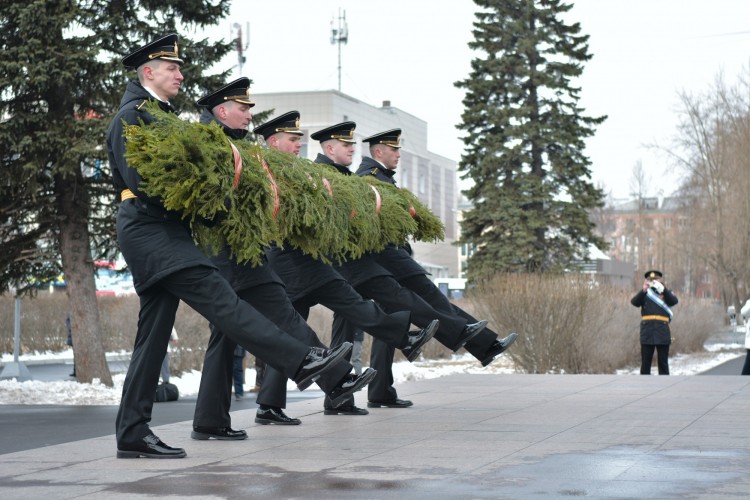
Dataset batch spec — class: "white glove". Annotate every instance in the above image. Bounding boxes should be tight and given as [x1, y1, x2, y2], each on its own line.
[651, 281, 664, 294]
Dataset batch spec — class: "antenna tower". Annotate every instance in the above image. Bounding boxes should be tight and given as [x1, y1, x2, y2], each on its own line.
[231, 22, 250, 76]
[330, 9, 348, 91]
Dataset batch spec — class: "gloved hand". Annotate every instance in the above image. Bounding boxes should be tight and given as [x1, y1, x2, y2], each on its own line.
[650, 281, 664, 294]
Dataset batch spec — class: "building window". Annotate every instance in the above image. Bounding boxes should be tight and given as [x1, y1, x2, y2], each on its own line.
[703, 290, 712, 299]
[419, 173, 426, 194]
[702, 274, 711, 284]
[664, 218, 672, 229]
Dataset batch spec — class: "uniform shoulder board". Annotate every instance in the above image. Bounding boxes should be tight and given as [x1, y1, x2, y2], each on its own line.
[370, 168, 379, 176]
[136, 100, 148, 110]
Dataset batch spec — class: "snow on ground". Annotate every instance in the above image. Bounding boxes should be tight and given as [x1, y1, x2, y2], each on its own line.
[0, 341, 746, 405]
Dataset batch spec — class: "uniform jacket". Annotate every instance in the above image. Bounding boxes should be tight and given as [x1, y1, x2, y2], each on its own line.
[356, 156, 396, 183]
[106, 81, 216, 293]
[199, 109, 283, 293]
[315, 155, 393, 287]
[262, 154, 347, 301]
[631, 286, 679, 345]
[355, 157, 427, 281]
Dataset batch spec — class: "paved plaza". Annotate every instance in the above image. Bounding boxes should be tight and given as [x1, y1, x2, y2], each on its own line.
[2, 373, 750, 499]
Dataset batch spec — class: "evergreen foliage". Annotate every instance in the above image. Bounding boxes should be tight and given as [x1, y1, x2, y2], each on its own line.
[0, 0, 233, 293]
[0, 0, 232, 384]
[456, 0, 608, 279]
[124, 103, 444, 265]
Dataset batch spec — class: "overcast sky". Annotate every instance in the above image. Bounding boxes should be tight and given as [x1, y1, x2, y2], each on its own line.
[191, 0, 750, 199]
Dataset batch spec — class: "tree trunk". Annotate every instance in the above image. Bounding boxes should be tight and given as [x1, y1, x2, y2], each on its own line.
[56, 172, 113, 386]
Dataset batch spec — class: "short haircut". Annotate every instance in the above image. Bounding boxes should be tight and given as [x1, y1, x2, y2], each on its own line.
[136, 59, 162, 83]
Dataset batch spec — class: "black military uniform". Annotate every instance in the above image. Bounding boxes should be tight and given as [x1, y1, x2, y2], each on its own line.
[356, 129, 518, 406]
[631, 270, 679, 375]
[313, 125, 495, 409]
[258, 118, 438, 416]
[107, 37, 350, 459]
[191, 82, 374, 432]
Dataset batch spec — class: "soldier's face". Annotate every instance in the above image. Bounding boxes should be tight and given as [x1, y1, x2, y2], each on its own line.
[329, 140, 354, 166]
[145, 60, 183, 100]
[380, 145, 400, 169]
[270, 133, 301, 156]
[220, 101, 253, 130]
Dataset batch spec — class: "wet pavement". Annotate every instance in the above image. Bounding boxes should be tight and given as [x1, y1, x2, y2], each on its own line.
[2, 373, 750, 499]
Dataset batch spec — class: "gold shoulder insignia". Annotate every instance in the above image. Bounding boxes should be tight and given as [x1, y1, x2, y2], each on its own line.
[371, 168, 378, 175]
[136, 100, 148, 110]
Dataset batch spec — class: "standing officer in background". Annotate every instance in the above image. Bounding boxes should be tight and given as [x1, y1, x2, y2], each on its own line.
[107, 37, 350, 458]
[355, 129, 518, 408]
[313, 123, 495, 413]
[191, 83, 374, 433]
[631, 270, 679, 375]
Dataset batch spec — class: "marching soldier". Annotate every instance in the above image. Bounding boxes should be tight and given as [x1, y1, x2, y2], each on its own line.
[191, 81, 376, 434]
[312, 123, 497, 411]
[355, 128, 518, 407]
[107, 36, 350, 458]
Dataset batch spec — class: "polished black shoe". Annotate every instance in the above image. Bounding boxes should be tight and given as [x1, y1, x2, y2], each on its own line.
[191, 426, 248, 440]
[401, 319, 439, 362]
[324, 405, 369, 415]
[255, 407, 301, 425]
[294, 342, 353, 391]
[117, 434, 187, 459]
[452, 319, 489, 352]
[367, 398, 414, 408]
[327, 368, 378, 408]
[481, 332, 519, 367]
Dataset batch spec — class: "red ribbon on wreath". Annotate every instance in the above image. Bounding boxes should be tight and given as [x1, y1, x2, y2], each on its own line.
[254, 150, 280, 219]
[370, 185, 382, 215]
[229, 141, 242, 190]
[321, 177, 333, 196]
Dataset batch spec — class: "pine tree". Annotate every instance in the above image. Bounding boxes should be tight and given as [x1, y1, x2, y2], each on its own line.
[0, 0, 232, 384]
[456, 0, 607, 279]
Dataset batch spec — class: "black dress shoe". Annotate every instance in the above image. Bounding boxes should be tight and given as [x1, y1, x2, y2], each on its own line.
[255, 407, 301, 425]
[481, 332, 519, 367]
[117, 434, 186, 459]
[451, 319, 489, 352]
[294, 342, 352, 391]
[327, 368, 378, 408]
[367, 398, 413, 408]
[401, 319, 439, 362]
[324, 405, 369, 415]
[191, 426, 248, 440]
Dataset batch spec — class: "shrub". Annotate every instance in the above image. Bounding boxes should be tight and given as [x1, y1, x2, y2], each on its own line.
[1, 277, 721, 377]
[466, 273, 722, 374]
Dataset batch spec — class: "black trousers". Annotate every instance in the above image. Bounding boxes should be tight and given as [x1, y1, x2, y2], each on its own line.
[344, 275, 467, 346]
[640, 344, 670, 375]
[193, 281, 352, 429]
[367, 274, 498, 402]
[115, 265, 311, 445]
[742, 350, 750, 375]
[258, 277, 411, 409]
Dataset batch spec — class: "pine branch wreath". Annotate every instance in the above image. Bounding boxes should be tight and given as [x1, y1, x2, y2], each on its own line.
[124, 103, 445, 265]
